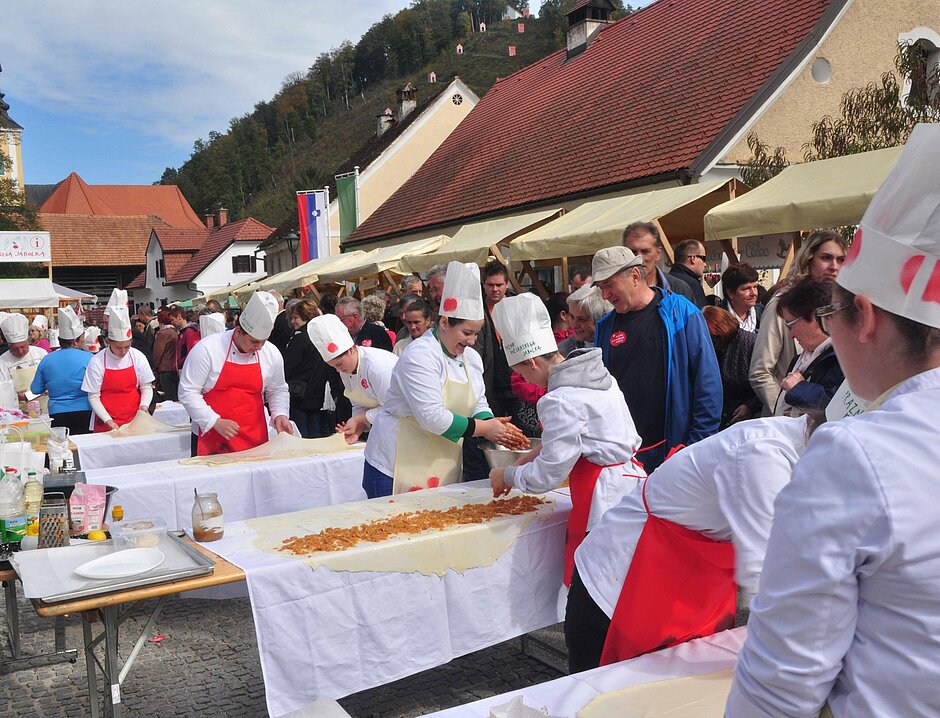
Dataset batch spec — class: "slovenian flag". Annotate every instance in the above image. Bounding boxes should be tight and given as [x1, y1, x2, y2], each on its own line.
[296, 190, 329, 264]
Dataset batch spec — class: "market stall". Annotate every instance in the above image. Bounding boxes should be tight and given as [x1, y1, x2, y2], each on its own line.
[83, 445, 366, 530]
[207, 483, 572, 716]
[420, 628, 746, 718]
[704, 146, 902, 276]
[236, 251, 368, 302]
[509, 179, 743, 288]
[0, 278, 60, 309]
[401, 209, 564, 297]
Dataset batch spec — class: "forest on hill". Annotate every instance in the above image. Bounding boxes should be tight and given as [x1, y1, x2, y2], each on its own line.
[159, 0, 632, 229]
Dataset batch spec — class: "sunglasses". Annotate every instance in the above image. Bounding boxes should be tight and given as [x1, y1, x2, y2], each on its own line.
[694, 255, 708, 262]
[814, 302, 849, 336]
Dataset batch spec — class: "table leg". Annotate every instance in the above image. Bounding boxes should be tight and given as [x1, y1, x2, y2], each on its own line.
[102, 604, 125, 718]
[83, 613, 100, 718]
[3, 578, 20, 658]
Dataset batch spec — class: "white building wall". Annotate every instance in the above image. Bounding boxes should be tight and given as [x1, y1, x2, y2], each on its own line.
[190, 241, 266, 295]
[130, 235, 196, 308]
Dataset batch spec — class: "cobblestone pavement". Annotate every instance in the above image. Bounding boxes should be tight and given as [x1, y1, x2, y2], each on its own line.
[2, 581, 567, 717]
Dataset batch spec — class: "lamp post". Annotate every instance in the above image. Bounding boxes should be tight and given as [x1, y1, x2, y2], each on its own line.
[284, 231, 299, 269]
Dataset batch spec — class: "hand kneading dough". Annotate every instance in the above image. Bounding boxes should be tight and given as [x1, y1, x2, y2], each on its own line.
[179, 431, 361, 466]
[110, 411, 188, 437]
[577, 669, 734, 718]
[249, 487, 557, 576]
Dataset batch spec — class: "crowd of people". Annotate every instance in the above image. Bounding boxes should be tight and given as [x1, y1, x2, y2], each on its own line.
[3, 126, 938, 716]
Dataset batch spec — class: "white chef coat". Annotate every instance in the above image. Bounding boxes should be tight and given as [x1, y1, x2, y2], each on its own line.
[0, 345, 47, 382]
[728, 368, 940, 718]
[505, 371, 643, 529]
[393, 335, 414, 357]
[341, 346, 398, 424]
[81, 347, 155, 425]
[177, 329, 290, 434]
[366, 329, 490, 477]
[576, 415, 808, 619]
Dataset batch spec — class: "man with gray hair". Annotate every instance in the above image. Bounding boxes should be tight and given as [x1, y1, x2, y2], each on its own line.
[426, 264, 447, 312]
[335, 296, 393, 351]
[558, 285, 612, 357]
[622, 222, 696, 305]
[399, 275, 423, 296]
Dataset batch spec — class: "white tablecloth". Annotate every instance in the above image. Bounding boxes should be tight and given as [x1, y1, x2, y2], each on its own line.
[73, 430, 191, 470]
[152, 401, 191, 426]
[206, 483, 572, 717]
[84, 449, 366, 530]
[421, 627, 747, 717]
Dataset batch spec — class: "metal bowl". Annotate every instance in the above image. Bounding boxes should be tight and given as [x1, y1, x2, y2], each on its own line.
[481, 438, 541, 470]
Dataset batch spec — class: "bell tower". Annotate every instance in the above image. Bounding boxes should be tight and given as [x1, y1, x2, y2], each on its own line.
[0, 64, 25, 194]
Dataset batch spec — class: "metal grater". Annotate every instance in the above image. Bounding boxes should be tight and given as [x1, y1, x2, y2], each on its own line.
[38, 492, 69, 549]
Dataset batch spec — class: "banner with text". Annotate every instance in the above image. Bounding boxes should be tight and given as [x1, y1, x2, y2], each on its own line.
[336, 171, 359, 241]
[296, 191, 329, 264]
[0, 231, 51, 262]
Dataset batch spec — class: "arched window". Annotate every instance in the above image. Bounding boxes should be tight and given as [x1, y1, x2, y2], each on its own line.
[898, 29, 940, 110]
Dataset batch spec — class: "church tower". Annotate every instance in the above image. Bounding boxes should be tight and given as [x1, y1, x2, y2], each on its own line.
[0, 65, 25, 195]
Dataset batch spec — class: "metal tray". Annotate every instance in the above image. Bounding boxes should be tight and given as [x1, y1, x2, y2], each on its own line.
[13, 531, 215, 604]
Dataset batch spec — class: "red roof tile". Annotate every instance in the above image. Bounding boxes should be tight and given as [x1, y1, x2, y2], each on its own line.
[40, 213, 171, 267]
[154, 227, 209, 252]
[126, 269, 147, 289]
[348, 0, 838, 244]
[167, 218, 273, 283]
[42, 172, 204, 229]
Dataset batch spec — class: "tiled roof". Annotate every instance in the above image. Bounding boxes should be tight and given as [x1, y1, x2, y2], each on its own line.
[126, 269, 147, 289]
[153, 227, 208, 252]
[348, 0, 839, 244]
[39, 213, 170, 267]
[167, 218, 273, 283]
[41, 172, 204, 229]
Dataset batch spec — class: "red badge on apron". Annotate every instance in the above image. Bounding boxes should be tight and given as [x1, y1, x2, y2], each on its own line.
[360, 379, 369, 389]
[599, 478, 736, 665]
[610, 331, 626, 347]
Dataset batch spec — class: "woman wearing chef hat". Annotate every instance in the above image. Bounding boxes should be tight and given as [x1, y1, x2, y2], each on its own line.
[29, 315, 52, 352]
[366, 261, 514, 497]
[0, 313, 49, 409]
[178, 291, 292, 456]
[308, 313, 398, 453]
[727, 124, 940, 717]
[30, 307, 93, 435]
[82, 289, 156, 432]
[488, 293, 643, 589]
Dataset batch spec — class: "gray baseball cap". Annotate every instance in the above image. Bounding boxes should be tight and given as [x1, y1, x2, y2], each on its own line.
[592, 246, 643, 283]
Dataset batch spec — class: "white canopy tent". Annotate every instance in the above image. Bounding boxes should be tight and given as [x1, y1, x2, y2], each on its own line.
[0, 279, 61, 309]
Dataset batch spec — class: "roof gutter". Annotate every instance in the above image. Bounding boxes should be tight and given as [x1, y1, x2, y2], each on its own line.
[687, 0, 853, 180]
[342, 168, 692, 249]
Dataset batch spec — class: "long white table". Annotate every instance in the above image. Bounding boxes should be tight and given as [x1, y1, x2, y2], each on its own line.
[151, 401, 190, 426]
[420, 627, 747, 717]
[84, 449, 366, 531]
[207, 483, 572, 718]
[73, 430, 191, 470]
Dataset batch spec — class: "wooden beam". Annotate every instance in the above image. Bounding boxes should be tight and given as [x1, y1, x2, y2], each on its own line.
[520, 261, 549, 299]
[653, 219, 674, 265]
[719, 239, 739, 264]
[778, 233, 801, 280]
[382, 270, 402, 299]
[560, 256, 569, 293]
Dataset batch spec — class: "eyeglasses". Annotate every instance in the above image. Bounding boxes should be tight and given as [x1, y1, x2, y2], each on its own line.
[784, 315, 803, 329]
[814, 302, 849, 336]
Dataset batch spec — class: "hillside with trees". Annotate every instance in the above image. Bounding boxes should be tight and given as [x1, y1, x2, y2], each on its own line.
[160, 0, 633, 229]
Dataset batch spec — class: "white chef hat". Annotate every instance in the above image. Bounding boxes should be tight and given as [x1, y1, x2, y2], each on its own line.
[1, 313, 28, 343]
[239, 291, 279, 340]
[492, 293, 557, 366]
[106, 305, 133, 341]
[307, 313, 354, 362]
[57, 306, 85, 340]
[107, 288, 128, 308]
[439, 261, 484, 321]
[30, 314, 48, 332]
[837, 124, 940, 329]
[198, 312, 227, 338]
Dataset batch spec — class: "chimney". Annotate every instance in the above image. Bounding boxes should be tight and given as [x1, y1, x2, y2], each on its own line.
[376, 107, 395, 138]
[205, 212, 215, 229]
[217, 207, 228, 226]
[566, 0, 614, 60]
[396, 83, 417, 122]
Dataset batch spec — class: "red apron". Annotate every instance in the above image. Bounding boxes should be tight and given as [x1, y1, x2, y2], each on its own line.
[564, 456, 624, 587]
[196, 335, 268, 456]
[92, 355, 141, 432]
[598, 476, 736, 665]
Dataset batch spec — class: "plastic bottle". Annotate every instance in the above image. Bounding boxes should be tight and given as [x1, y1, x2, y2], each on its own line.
[110, 504, 124, 532]
[0, 467, 27, 544]
[23, 469, 44, 538]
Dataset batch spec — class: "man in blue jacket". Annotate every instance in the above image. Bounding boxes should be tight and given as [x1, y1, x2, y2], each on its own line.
[592, 246, 721, 472]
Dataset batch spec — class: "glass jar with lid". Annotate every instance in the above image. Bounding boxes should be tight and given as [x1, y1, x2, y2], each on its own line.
[191, 493, 224, 542]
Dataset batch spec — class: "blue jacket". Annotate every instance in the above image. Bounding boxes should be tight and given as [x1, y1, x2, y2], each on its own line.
[596, 288, 722, 465]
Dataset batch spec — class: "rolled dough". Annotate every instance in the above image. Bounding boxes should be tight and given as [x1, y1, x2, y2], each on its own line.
[577, 669, 734, 718]
[110, 411, 188, 437]
[179, 431, 361, 466]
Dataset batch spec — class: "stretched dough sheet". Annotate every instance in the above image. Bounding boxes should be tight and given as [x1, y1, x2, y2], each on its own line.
[179, 431, 360, 466]
[248, 487, 556, 576]
[110, 411, 188, 437]
[577, 669, 734, 718]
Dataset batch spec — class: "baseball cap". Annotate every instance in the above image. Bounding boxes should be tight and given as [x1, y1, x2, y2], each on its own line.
[592, 246, 643, 284]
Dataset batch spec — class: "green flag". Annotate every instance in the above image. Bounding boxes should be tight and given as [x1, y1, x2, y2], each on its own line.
[337, 173, 358, 240]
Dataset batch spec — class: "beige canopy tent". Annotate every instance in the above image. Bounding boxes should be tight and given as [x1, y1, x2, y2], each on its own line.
[204, 278, 259, 303]
[234, 252, 368, 302]
[316, 236, 448, 291]
[401, 208, 564, 297]
[704, 146, 902, 241]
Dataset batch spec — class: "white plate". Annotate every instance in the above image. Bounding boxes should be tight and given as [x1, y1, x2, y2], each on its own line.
[74, 548, 165, 580]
